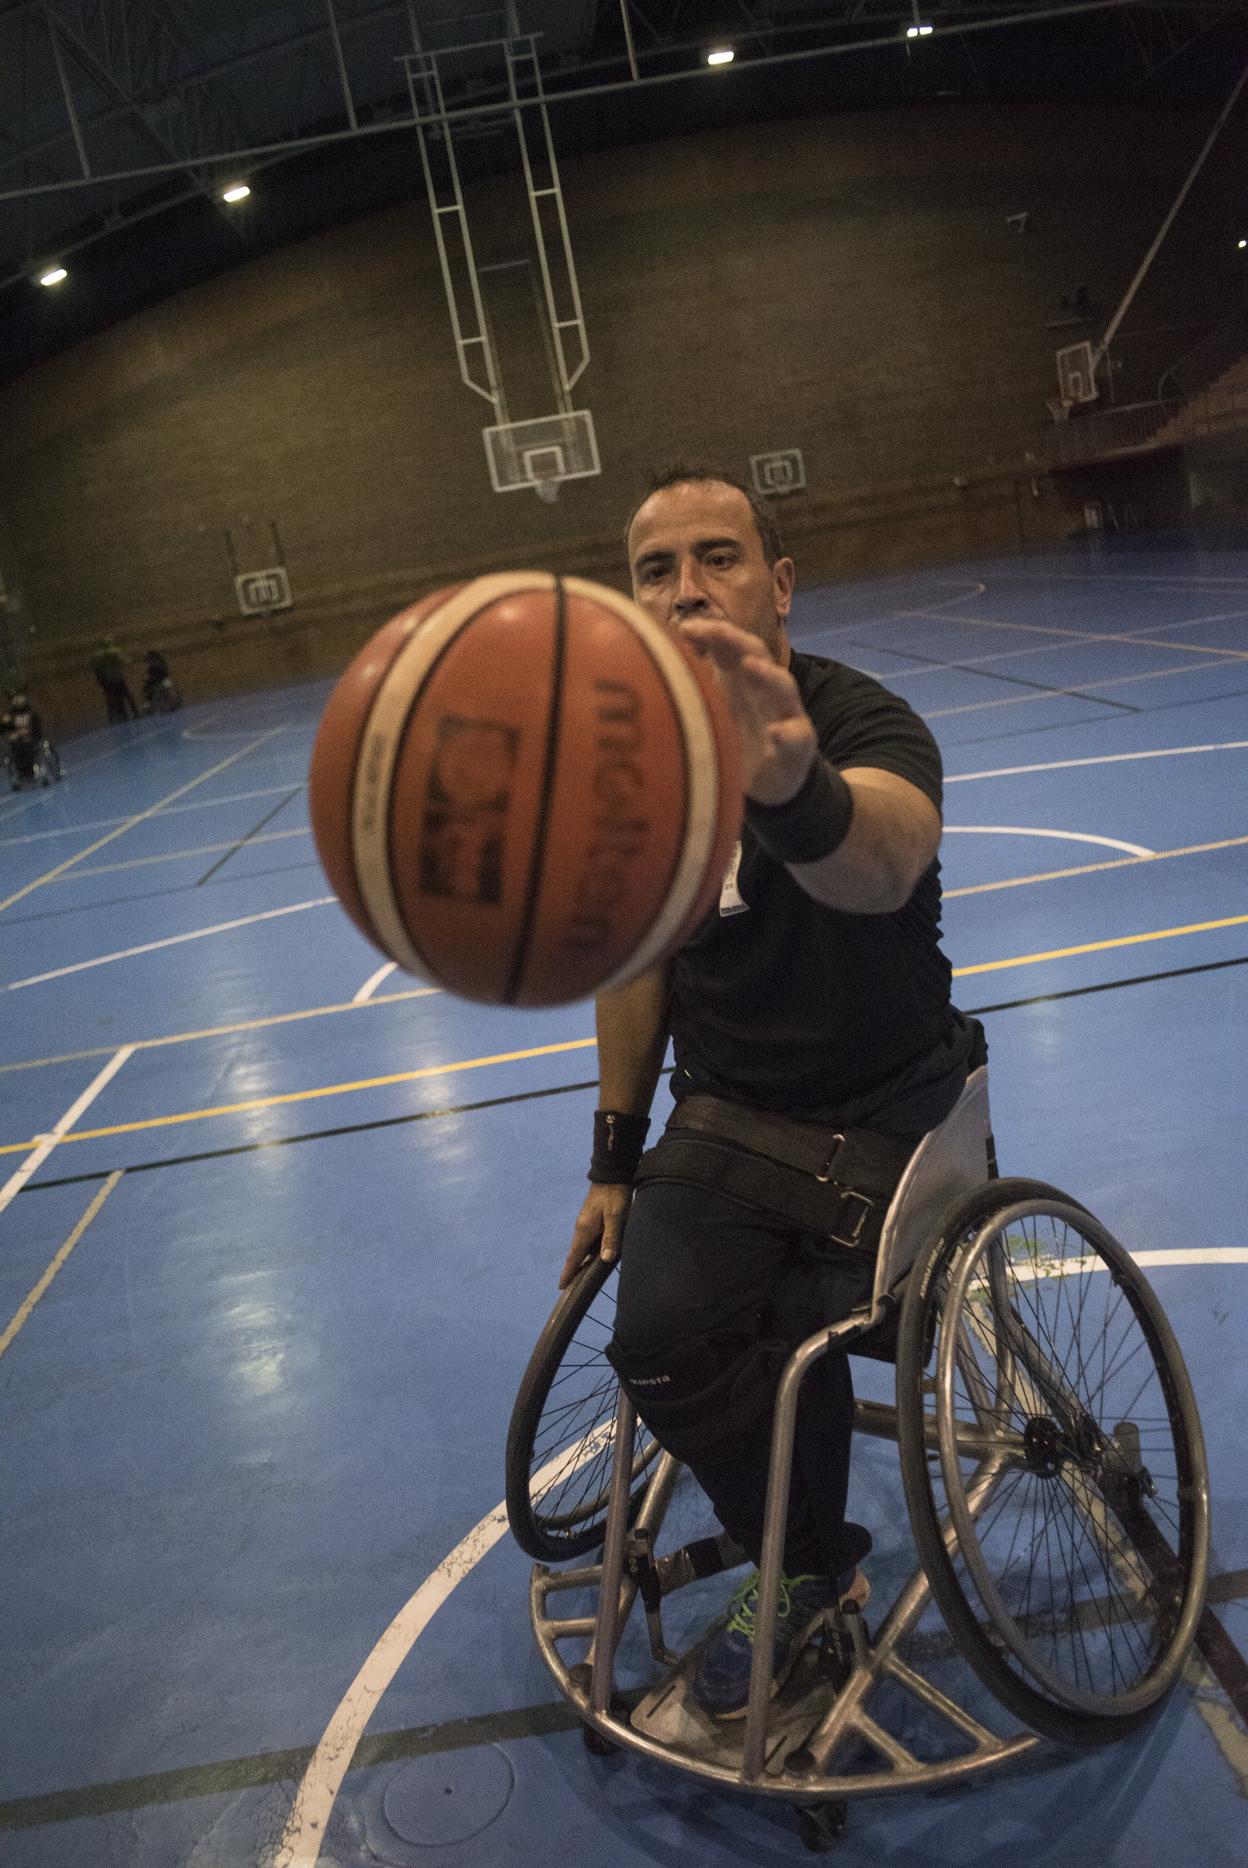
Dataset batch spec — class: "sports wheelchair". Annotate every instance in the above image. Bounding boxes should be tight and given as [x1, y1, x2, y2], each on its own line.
[5, 734, 63, 790]
[506, 1067, 1209, 1852]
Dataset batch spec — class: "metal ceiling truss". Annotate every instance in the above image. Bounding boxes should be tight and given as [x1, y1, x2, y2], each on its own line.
[0, 0, 1242, 292]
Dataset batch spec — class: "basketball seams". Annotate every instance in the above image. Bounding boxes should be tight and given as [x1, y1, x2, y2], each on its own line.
[351, 573, 557, 984]
[505, 579, 565, 1004]
[560, 577, 723, 991]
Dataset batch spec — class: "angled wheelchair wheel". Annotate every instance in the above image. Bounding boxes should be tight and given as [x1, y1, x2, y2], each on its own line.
[896, 1178, 1209, 1747]
[505, 1255, 660, 1562]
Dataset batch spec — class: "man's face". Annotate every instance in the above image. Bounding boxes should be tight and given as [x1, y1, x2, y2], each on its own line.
[627, 480, 795, 663]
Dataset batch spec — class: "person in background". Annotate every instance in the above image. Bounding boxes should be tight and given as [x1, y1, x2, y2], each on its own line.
[2, 689, 44, 783]
[142, 648, 181, 713]
[90, 638, 140, 723]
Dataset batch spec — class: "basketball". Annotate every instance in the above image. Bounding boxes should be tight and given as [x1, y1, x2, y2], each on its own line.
[308, 573, 742, 1005]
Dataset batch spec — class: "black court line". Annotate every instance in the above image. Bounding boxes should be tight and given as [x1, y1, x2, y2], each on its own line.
[15, 952, 1248, 1196]
[3, 1567, 1246, 1832]
[0, 1700, 584, 1832]
[840, 638, 1141, 711]
[0, 859, 323, 929]
[948, 679, 1248, 749]
[195, 785, 306, 885]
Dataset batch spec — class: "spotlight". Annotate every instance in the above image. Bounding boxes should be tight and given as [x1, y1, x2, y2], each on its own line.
[36, 266, 67, 287]
[221, 182, 251, 203]
[906, 23, 934, 36]
[1239, 238, 1247, 250]
[706, 47, 734, 66]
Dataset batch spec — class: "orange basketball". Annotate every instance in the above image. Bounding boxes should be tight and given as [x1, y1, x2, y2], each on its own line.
[308, 572, 742, 1006]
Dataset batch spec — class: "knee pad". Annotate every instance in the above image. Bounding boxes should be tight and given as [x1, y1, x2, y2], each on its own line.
[606, 1329, 787, 1466]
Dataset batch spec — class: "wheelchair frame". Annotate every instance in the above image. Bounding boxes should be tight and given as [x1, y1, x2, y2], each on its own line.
[514, 1068, 1210, 1848]
[5, 734, 62, 789]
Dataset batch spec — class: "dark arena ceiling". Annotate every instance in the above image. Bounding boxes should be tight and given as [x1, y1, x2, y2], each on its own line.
[2, 0, 1247, 382]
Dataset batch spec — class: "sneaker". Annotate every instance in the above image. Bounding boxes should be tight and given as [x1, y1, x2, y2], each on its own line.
[692, 1567, 869, 1721]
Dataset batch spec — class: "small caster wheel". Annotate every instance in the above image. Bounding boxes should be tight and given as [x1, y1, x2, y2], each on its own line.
[581, 1721, 618, 1757]
[797, 1801, 848, 1853]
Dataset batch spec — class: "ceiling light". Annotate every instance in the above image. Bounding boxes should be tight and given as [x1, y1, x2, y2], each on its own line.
[706, 48, 734, 66]
[907, 23, 934, 36]
[1240, 239, 1247, 250]
[36, 266, 67, 287]
[221, 183, 251, 203]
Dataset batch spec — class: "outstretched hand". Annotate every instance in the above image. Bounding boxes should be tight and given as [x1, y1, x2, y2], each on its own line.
[676, 617, 816, 806]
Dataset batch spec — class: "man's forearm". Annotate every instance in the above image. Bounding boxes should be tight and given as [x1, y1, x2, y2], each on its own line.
[595, 964, 671, 1113]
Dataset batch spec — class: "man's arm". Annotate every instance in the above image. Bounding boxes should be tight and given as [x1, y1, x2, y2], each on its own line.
[785, 765, 941, 914]
[675, 617, 940, 916]
[558, 963, 670, 1288]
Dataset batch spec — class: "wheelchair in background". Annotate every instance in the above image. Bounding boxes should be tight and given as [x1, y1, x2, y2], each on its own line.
[506, 1067, 1209, 1852]
[4, 731, 63, 790]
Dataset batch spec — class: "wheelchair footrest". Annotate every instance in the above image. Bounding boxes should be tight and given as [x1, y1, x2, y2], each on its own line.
[629, 1622, 857, 1778]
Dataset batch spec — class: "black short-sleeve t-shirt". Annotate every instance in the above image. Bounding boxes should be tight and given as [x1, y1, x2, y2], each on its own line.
[668, 649, 969, 1133]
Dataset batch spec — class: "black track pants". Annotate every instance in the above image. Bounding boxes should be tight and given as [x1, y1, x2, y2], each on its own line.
[612, 1179, 875, 1580]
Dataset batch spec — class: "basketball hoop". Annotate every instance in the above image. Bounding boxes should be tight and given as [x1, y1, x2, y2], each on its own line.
[533, 476, 560, 504]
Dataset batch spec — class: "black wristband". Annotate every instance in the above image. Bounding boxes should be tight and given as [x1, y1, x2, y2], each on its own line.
[588, 1109, 651, 1184]
[745, 758, 854, 865]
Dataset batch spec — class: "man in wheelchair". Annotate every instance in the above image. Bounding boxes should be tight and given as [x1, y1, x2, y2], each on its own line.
[2, 690, 52, 788]
[560, 468, 978, 1721]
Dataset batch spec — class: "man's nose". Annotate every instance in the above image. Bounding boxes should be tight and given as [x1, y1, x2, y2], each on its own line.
[672, 561, 710, 615]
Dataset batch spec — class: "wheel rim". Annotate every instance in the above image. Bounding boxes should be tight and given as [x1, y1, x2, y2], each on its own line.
[933, 1198, 1208, 1718]
[525, 1270, 658, 1542]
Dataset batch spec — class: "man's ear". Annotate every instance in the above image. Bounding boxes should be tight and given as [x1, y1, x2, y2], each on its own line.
[773, 556, 796, 619]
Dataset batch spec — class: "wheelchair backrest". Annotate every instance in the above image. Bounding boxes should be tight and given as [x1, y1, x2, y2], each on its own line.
[869, 1066, 993, 1311]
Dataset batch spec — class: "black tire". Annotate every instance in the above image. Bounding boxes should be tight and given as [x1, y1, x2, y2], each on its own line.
[896, 1179, 1209, 1747]
[505, 1255, 659, 1562]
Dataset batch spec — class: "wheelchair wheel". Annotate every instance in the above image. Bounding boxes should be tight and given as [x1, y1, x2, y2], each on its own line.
[896, 1178, 1208, 1747]
[506, 1255, 659, 1562]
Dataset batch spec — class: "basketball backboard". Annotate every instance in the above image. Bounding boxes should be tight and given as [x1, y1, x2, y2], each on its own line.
[483, 410, 600, 499]
[1056, 341, 1098, 405]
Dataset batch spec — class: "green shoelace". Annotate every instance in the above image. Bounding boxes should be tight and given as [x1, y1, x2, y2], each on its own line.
[725, 1570, 821, 1640]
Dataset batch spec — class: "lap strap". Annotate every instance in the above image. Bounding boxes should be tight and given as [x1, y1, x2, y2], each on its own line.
[672, 1094, 914, 1195]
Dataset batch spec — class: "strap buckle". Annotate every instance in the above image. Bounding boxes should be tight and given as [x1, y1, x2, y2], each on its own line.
[828, 1187, 877, 1249]
[815, 1133, 846, 1182]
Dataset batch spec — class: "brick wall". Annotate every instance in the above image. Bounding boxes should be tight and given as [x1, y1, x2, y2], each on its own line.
[0, 99, 1238, 730]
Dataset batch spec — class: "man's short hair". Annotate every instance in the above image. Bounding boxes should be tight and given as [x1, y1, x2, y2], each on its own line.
[625, 464, 785, 567]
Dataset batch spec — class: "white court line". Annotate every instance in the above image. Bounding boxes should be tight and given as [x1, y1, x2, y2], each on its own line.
[279, 1245, 1245, 1865]
[5, 898, 335, 990]
[922, 656, 1236, 720]
[0, 783, 308, 850]
[0, 1172, 125, 1360]
[825, 618, 1248, 684]
[944, 826, 1156, 857]
[274, 1418, 618, 1868]
[0, 1047, 134, 1217]
[36, 825, 310, 883]
[353, 962, 397, 1004]
[182, 722, 295, 742]
[0, 728, 286, 916]
[947, 739, 1248, 783]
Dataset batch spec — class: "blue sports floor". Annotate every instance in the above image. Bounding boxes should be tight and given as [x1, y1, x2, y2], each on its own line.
[1, 537, 1245, 1867]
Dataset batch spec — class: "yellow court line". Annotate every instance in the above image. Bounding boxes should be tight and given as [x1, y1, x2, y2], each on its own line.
[0, 1172, 124, 1359]
[0, 1038, 600, 1153]
[953, 913, 1248, 978]
[944, 834, 1248, 899]
[44, 826, 310, 882]
[0, 728, 286, 915]
[2, 834, 1241, 1075]
[0, 987, 442, 1075]
[1, 917, 1246, 1156]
